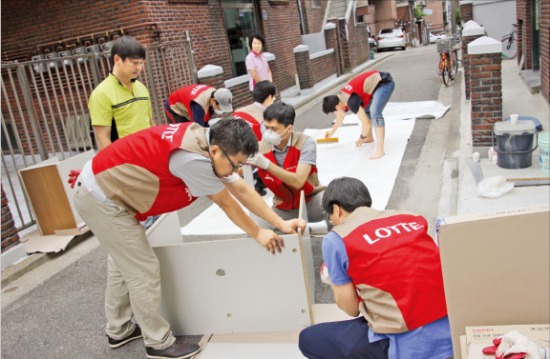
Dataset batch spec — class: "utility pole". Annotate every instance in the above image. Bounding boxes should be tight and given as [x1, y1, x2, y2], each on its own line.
[408, 0, 418, 46]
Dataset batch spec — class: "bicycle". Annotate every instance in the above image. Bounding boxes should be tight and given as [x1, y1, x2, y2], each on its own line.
[501, 24, 517, 59]
[436, 37, 459, 86]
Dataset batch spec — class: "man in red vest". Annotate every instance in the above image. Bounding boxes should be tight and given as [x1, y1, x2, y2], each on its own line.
[72, 119, 304, 359]
[246, 102, 328, 228]
[322, 70, 394, 160]
[165, 84, 233, 126]
[298, 177, 452, 359]
[233, 80, 276, 196]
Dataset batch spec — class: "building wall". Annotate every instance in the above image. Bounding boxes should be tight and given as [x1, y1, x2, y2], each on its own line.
[373, 0, 398, 33]
[516, 0, 534, 70]
[472, 0, 516, 42]
[300, 0, 327, 34]
[539, 0, 550, 102]
[259, 0, 303, 91]
[0, 0, 302, 92]
[424, 0, 445, 32]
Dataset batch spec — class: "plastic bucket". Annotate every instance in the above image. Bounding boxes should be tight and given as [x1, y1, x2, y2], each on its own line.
[493, 121, 538, 169]
[539, 131, 550, 175]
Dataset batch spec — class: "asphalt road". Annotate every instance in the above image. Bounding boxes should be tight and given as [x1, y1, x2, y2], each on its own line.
[1, 44, 455, 359]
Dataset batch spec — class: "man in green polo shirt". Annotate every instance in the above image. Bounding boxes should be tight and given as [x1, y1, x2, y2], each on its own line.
[89, 36, 155, 151]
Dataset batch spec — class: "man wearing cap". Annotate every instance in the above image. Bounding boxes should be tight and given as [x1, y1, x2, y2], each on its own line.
[165, 84, 233, 127]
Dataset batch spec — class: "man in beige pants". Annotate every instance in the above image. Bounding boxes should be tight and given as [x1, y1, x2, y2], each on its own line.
[73, 119, 304, 359]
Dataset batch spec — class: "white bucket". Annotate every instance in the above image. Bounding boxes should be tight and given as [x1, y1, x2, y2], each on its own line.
[539, 131, 550, 175]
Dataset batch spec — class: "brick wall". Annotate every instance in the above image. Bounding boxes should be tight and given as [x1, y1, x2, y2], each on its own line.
[294, 47, 336, 90]
[1, 185, 20, 252]
[470, 53, 502, 147]
[541, 0, 550, 102]
[260, 0, 302, 91]
[463, 32, 485, 100]
[347, 23, 370, 69]
[516, 0, 533, 69]
[301, 1, 327, 33]
[460, 3, 473, 23]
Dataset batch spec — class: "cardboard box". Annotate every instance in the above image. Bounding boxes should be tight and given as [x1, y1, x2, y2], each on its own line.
[438, 205, 550, 359]
[464, 324, 549, 359]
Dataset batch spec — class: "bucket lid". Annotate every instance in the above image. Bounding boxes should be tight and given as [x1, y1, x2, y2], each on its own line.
[494, 120, 536, 135]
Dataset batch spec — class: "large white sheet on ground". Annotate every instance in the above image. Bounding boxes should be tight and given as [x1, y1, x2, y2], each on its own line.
[341, 100, 449, 125]
[180, 114, 415, 236]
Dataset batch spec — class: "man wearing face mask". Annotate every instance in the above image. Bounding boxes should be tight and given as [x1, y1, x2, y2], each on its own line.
[233, 80, 276, 196]
[247, 102, 328, 229]
[71, 118, 305, 359]
[165, 84, 233, 127]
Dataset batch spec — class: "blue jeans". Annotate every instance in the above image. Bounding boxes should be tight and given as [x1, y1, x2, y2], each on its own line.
[299, 317, 389, 359]
[365, 80, 395, 128]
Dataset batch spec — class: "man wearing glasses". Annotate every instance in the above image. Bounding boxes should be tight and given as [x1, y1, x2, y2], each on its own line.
[164, 84, 233, 127]
[247, 102, 328, 229]
[72, 118, 304, 359]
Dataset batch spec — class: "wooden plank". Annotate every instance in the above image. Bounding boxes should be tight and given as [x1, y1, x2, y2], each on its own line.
[19, 164, 76, 235]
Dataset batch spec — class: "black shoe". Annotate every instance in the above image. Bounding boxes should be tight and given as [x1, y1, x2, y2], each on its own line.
[146, 338, 201, 359]
[107, 325, 142, 349]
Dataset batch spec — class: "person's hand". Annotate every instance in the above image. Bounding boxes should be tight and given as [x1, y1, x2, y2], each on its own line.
[277, 218, 306, 234]
[246, 153, 270, 170]
[324, 131, 332, 139]
[254, 227, 285, 255]
[67, 169, 81, 189]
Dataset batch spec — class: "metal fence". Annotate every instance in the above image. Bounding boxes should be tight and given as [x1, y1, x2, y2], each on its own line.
[1, 34, 196, 233]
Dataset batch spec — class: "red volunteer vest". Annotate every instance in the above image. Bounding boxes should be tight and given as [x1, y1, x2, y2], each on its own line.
[92, 123, 205, 220]
[168, 84, 213, 124]
[335, 207, 448, 333]
[341, 70, 380, 108]
[233, 111, 262, 141]
[257, 133, 320, 210]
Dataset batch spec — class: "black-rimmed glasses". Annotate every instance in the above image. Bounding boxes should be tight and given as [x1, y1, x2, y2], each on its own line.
[220, 148, 242, 171]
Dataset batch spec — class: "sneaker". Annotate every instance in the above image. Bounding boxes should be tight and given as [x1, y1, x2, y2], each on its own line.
[146, 337, 201, 359]
[107, 325, 143, 349]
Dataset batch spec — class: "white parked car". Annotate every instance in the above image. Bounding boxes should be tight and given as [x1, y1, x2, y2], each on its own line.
[429, 32, 447, 44]
[377, 28, 406, 51]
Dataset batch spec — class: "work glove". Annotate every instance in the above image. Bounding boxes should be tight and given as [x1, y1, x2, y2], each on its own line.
[482, 330, 547, 359]
[246, 153, 270, 170]
[320, 262, 332, 286]
[67, 169, 81, 189]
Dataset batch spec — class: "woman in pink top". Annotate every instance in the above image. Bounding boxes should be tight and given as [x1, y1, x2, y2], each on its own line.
[245, 33, 273, 95]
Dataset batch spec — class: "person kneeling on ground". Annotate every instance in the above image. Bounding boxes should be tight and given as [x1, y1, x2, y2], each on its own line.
[299, 177, 453, 359]
[247, 102, 329, 229]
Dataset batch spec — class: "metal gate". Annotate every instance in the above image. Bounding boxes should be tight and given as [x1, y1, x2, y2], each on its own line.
[1, 33, 197, 234]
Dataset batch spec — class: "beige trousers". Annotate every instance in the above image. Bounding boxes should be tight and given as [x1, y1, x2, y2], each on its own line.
[73, 185, 175, 350]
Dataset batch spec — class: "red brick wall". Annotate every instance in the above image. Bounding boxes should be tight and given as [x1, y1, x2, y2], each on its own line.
[259, 0, 302, 91]
[348, 24, 370, 69]
[301, 1, 327, 33]
[460, 3, 473, 24]
[1, 185, 20, 252]
[516, 0, 533, 69]
[470, 53, 502, 147]
[541, 0, 550, 102]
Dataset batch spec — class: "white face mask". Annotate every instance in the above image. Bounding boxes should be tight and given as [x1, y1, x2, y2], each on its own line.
[263, 130, 281, 146]
[214, 109, 224, 115]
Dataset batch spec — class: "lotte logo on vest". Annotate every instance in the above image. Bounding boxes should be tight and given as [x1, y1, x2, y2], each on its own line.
[363, 222, 424, 245]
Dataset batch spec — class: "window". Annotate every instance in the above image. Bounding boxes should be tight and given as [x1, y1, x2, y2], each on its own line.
[311, 0, 321, 8]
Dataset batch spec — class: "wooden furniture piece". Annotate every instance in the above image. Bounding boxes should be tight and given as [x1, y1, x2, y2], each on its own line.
[18, 150, 94, 235]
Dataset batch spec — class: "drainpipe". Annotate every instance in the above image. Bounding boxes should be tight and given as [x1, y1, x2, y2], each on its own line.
[297, 0, 306, 35]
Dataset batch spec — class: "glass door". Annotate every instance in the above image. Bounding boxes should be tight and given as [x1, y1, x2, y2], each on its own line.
[222, 0, 261, 77]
